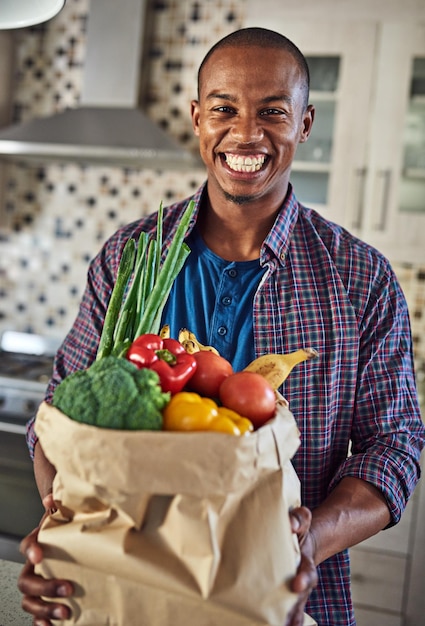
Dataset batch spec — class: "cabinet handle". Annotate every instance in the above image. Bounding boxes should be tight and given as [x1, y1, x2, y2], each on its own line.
[352, 167, 367, 230]
[0, 421, 27, 435]
[375, 169, 392, 231]
[351, 572, 366, 583]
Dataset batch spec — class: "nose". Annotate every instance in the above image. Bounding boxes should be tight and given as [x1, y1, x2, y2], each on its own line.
[230, 114, 264, 144]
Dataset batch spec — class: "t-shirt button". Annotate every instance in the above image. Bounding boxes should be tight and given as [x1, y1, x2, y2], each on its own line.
[217, 326, 227, 336]
[221, 296, 232, 306]
[228, 268, 238, 278]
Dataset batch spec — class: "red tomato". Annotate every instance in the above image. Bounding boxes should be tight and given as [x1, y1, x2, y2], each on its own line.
[186, 351, 233, 398]
[218, 371, 276, 429]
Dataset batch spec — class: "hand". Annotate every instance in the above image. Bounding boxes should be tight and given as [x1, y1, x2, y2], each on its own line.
[18, 493, 74, 626]
[285, 506, 318, 626]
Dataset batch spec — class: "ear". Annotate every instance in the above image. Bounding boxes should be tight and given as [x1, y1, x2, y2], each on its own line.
[191, 100, 201, 137]
[299, 104, 315, 143]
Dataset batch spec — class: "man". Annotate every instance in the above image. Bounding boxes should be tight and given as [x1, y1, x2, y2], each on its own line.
[18, 27, 424, 626]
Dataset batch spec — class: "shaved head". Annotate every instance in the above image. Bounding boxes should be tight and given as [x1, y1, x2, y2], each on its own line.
[197, 27, 310, 110]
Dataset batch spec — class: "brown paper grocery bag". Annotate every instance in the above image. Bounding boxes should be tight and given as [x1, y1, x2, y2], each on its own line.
[35, 399, 316, 626]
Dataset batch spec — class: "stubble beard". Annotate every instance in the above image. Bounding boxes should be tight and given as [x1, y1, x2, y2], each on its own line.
[223, 190, 255, 205]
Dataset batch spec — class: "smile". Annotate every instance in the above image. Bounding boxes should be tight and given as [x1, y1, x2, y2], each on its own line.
[224, 153, 266, 172]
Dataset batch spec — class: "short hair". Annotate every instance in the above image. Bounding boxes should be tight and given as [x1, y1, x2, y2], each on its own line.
[197, 27, 310, 110]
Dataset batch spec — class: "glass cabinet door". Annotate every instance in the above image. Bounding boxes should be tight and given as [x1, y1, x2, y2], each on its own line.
[291, 56, 340, 206]
[361, 23, 425, 263]
[399, 57, 425, 213]
[243, 16, 377, 227]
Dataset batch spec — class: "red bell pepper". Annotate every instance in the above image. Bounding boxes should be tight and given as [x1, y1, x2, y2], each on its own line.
[126, 333, 197, 394]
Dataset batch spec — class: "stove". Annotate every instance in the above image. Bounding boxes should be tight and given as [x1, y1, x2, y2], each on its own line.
[0, 331, 59, 433]
[0, 331, 61, 560]
[0, 386, 46, 436]
[0, 351, 54, 381]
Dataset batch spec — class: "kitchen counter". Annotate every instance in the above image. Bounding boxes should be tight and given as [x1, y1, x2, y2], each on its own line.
[0, 559, 32, 626]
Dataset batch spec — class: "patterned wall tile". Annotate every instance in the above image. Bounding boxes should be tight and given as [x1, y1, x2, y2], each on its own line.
[0, 0, 424, 369]
[397, 264, 425, 362]
[0, 0, 243, 340]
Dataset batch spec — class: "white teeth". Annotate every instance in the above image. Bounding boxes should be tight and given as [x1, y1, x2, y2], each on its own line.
[225, 154, 266, 172]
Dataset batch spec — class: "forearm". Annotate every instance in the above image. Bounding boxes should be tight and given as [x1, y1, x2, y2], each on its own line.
[310, 476, 391, 565]
[33, 440, 56, 502]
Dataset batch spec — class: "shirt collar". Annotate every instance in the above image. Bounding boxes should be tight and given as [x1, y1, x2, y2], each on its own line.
[186, 181, 299, 267]
[262, 184, 299, 267]
[183, 182, 207, 237]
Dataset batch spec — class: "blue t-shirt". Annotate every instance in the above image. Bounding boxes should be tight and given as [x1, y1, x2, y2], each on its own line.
[161, 228, 266, 371]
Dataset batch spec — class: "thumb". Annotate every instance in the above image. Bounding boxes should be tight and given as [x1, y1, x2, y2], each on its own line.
[42, 491, 57, 514]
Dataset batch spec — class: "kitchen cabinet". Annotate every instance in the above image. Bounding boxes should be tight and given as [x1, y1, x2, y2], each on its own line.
[244, 11, 425, 263]
[0, 31, 14, 229]
[362, 23, 425, 264]
[351, 368, 424, 625]
[244, 19, 378, 230]
[350, 458, 425, 626]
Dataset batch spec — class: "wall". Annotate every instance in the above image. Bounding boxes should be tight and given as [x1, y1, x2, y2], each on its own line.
[246, 0, 425, 21]
[0, 0, 227, 340]
[0, 0, 424, 368]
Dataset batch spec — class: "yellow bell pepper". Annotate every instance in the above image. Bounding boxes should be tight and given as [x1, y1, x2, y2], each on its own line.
[162, 392, 253, 435]
[216, 407, 254, 435]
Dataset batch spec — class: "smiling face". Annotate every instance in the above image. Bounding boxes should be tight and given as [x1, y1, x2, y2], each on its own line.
[191, 44, 314, 209]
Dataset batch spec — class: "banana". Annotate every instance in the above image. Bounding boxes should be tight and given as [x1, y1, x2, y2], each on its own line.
[244, 347, 318, 390]
[178, 328, 220, 355]
[159, 324, 171, 339]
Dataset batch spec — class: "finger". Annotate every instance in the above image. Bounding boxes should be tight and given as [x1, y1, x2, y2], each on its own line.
[21, 593, 71, 623]
[42, 492, 58, 516]
[291, 553, 318, 594]
[19, 527, 43, 564]
[289, 506, 312, 535]
[17, 560, 73, 600]
[19, 507, 54, 564]
[42, 492, 54, 508]
[285, 594, 310, 626]
[291, 568, 312, 594]
[287, 609, 305, 626]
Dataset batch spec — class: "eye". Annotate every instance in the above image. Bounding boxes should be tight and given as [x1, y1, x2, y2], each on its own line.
[213, 105, 236, 114]
[260, 108, 287, 117]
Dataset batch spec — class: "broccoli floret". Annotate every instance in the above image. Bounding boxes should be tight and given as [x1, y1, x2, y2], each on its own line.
[52, 368, 98, 426]
[52, 356, 170, 430]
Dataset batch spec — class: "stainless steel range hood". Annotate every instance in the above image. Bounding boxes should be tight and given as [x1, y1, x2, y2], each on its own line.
[0, 0, 200, 169]
[0, 0, 66, 29]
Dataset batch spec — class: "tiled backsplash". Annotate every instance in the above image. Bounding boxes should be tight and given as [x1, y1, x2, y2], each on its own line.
[0, 0, 425, 366]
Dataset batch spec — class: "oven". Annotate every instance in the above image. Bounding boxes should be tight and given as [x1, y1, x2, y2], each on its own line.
[0, 331, 60, 562]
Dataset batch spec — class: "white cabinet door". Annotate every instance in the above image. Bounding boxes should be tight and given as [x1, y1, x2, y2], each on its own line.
[355, 607, 403, 626]
[361, 22, 425, 263]
[350, 549, 407, 613]
[242, 18, 378, 230]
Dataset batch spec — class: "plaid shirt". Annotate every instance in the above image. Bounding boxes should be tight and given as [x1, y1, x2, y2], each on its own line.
[27, 182, 424, 625]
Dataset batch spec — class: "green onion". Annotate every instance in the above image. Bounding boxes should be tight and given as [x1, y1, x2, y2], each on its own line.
[134, 200, 195, 337]
[96, 238, 136, 360]
[96, 199, 195, 360]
